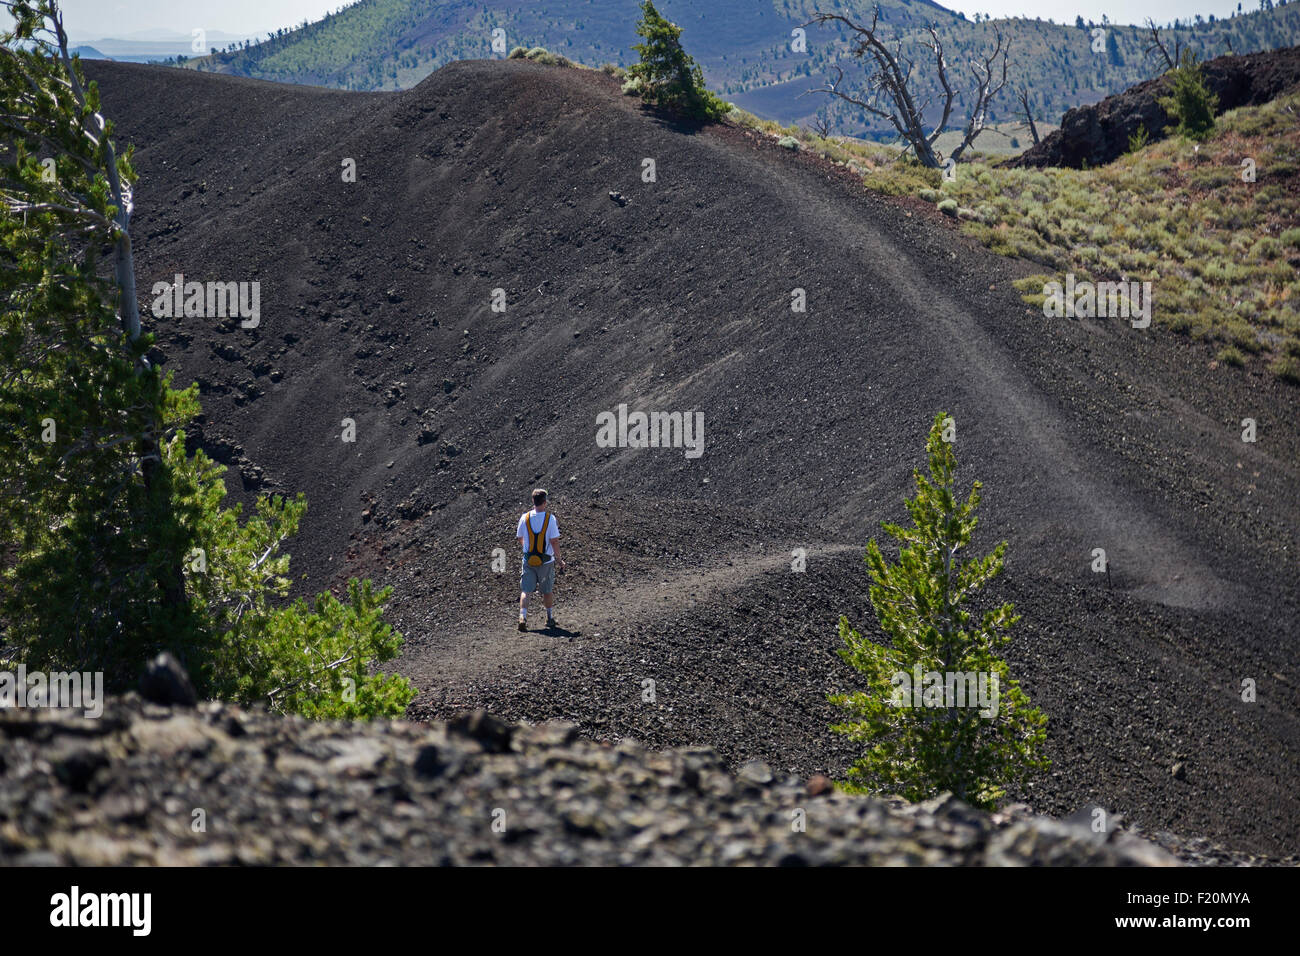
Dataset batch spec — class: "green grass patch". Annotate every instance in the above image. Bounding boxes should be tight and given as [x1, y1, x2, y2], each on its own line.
[727, 93, 1300, 385]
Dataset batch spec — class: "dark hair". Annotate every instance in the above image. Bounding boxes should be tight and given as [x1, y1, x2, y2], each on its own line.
[532, 488, 548, 506]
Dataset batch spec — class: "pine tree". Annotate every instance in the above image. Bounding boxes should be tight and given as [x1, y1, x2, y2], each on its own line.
[829, 413, 1049, 809]
[1159, 49, 1218, 140]
[1105, 29, 1124, 67]
[628, 1, 729, 120]
[0, 1, 414, 718]
[0, 0, 196, 680]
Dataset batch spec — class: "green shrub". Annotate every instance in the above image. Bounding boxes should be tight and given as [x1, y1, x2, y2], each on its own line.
[520, 46, 572, 67]
[1224, 321, 1262, 352]
[937, 198, 959, 217]
[1127, 124, 1151, 153]
[829, 414, 1049, 809]
[777, 135, 799, 150]
[1251, 237, 1282, 261]
[1217, 346, 1246, 367]
[1013, 274, 1054, 309]
[1190, 165, 1237, 190]
[1280, 227, 1300, 249]
[507, 46, 528, 59]
[1270, 355, 1300, 385]
[918, 188, 939, 202]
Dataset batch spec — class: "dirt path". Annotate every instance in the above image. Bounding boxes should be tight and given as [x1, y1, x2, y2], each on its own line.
[698, 131, 1235, 611]
[404, 543, 863, 686]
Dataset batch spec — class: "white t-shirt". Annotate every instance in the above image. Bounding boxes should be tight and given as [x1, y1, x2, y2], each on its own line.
[517, 509, 560, 559]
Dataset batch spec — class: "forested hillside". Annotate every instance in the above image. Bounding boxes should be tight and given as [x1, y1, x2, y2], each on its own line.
[177, 0, 1300, 135]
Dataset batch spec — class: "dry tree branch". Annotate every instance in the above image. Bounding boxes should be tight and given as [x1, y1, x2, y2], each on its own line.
[803, 8, 1011, 169]
[1014, 86, 1040, 145]
[1144, 18, 1181, 72]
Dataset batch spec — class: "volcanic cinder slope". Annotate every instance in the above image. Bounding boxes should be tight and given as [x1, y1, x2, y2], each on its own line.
[88, 59, 1300, 857]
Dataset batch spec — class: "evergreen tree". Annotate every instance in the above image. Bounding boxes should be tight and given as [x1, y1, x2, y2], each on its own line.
[628, 1, 729, 120]
[0, 0, 194, 680]
[1159, 48, 1218, 140]
[1105, 29, 1123, 66]
[0, 0, 414, 718]
[829, 414, 1048, 809]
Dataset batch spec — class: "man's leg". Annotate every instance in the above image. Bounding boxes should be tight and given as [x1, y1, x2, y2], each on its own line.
[519, 563, 535, 630]
[540, 562, 556, 625]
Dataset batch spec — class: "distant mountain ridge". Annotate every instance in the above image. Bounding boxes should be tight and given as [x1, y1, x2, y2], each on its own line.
[70, 31, 264, 64]
[173, 0, 1300, 136]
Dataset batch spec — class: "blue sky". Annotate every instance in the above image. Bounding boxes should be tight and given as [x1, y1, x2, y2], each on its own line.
[58, 0, 1269, 41]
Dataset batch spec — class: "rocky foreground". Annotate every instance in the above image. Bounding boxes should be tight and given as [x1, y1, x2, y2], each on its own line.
[3, 694, 1280, 867]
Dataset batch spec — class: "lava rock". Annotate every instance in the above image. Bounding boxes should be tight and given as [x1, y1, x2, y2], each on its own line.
[139, 652, 198, 708]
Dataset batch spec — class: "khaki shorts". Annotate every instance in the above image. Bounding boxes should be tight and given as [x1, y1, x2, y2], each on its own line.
[520, 557, 556, 595]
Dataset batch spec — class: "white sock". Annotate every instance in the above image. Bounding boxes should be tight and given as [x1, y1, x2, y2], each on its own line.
[520, 608, 526, 618]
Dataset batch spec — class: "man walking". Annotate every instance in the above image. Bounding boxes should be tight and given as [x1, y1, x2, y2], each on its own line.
[517, 488, 564, 631]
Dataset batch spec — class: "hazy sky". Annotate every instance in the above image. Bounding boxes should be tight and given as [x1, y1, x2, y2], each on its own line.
[58, 0, 1267, 40]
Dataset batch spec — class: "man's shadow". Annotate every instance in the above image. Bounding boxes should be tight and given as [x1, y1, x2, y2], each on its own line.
[536, 621, 581, 639]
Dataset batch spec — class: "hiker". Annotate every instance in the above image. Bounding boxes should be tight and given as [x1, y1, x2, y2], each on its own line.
[517, 488, 565, 631]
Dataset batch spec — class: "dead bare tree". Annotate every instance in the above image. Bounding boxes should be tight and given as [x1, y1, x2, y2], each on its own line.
[804, 7, 1011, 168]
[804, 113, 833, 138]
[949, 29, 1011, 163]
[1144, 18, 1182, 72]
[1014, 86, 1040, 145]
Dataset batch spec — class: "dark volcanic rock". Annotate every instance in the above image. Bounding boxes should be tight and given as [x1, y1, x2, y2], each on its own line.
[139, 652, 198, 708]
[1010, 45, 1300, 169]
[0, 696, 1208, 867]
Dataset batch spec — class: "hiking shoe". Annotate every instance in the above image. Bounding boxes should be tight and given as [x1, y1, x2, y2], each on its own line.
[517, 616, 527, 632]
[545, 616, 556, 629]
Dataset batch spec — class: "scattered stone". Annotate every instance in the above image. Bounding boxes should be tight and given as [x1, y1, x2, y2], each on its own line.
[0, 696, 1268, 866]
[139, 652, 197, 708]
[738, 758, 773, 787]
[448, 709, 514, 752]
[806, 774, 834, 797]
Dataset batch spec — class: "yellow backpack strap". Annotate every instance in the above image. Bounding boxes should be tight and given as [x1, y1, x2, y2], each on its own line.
[528, 512, 549, 557]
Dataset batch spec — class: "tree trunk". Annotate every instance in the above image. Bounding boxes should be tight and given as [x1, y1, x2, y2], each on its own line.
[59, 12, 190, 626]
